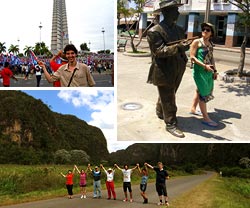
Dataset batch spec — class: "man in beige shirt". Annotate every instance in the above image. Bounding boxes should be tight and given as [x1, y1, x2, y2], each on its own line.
[40, 44, 95, 87]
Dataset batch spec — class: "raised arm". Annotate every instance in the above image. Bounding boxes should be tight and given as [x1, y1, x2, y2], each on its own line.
[131, 164, 138, 171]
[50, 50, 63, 62]
[87, 163, 92, 172]
[114, 164, 122, 171]
[60, 172, 66, 177]
[137, 163, 142, 174]
[144, 162, 154, 170]
[74, 165, 80, 174]
[100, 164, 106, 172]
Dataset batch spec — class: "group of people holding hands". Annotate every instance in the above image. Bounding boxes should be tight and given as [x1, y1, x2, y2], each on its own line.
[60, 162, 170, 206]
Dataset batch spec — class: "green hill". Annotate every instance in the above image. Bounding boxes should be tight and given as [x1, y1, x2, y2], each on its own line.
[0, 91, 109, 164]
[109, 143, 250, 169]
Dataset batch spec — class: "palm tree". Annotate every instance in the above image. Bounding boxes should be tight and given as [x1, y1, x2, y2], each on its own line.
[0, 42, 7, 54]
[34, 42, 50, 56]
[8, 44, 19, 55]
[23, 46, 34, 57]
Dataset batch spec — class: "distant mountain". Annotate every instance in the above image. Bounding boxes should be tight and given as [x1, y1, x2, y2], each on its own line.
[0, 91, 109, 164]
[109, 143, 250, 169]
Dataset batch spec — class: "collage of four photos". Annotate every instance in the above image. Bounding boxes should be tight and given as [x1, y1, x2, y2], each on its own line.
[0, 0, 249, 208]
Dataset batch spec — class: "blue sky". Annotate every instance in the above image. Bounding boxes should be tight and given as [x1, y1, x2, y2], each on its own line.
[23, 90, 92, 122]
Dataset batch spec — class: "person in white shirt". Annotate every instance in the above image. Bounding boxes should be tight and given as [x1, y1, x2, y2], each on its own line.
[114, 163, 138, 202]
[100, 164, 116, 200]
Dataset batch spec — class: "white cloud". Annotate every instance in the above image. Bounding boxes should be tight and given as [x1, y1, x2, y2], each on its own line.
[57, 90, 132, 153]
[57, 90, 114, 129]
[102, 128, 133, 153]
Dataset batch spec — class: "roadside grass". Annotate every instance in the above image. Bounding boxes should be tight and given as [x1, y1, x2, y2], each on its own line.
[0, 164, 195, 206]
[170, 174, 250, 208]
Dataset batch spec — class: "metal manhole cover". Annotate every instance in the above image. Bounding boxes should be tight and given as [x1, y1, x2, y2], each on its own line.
[121, 102, 143, 111]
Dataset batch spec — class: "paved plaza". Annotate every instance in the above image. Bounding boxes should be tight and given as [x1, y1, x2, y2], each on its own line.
[8, 71, 113, 87]
[117, 41, 250, 142]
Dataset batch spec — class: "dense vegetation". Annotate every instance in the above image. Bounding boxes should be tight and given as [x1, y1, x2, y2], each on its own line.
[0, 91, 109, 164]
[109, 143, 250, 172]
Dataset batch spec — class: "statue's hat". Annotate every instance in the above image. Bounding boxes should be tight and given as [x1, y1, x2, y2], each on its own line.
[154, 0, 183, 12]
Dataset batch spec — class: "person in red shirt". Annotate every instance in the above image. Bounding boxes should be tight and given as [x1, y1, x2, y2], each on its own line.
[60, 166, 76, 199]
[50, 50, 68, 87]
[0, 62, 18, 87]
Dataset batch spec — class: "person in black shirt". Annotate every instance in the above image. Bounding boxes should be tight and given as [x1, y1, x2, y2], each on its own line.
[145, 162, 170, 206]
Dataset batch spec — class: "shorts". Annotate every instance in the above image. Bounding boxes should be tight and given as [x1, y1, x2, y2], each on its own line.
[80, 184, 87, 187]
[140, 183, 147, 192]
[156, 183, 167, 196]
[123, 182, 132, 193]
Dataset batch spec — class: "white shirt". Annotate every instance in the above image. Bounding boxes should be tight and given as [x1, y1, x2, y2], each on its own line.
[105, 170, 115, 182]
[122, 169, 132, 182]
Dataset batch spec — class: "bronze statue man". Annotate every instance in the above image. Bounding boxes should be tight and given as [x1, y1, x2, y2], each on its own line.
[147, 0, 192, 138]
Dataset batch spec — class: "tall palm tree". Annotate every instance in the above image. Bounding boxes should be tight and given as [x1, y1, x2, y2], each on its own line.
[8, 44, 19, 55]
[0, 42, 7, 54]
[23, 46, 33, 57]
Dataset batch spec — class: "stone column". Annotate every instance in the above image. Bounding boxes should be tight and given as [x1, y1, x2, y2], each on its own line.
[139, 13, 148, 38]
[225, 13, 238, 47]
[187, 12, 200, 39]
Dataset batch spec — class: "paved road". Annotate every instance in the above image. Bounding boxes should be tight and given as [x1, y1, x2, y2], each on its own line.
[117, 49, 250, 141]
[1, 172, 215, 208]
[8, 72, 113, 87]
[213, 49, 250, 67]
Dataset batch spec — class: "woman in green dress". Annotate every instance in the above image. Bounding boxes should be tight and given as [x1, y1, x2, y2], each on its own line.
[190, 22, 218, 127]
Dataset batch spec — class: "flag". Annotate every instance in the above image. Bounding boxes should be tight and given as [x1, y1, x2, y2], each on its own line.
[29, 50, 38, 66]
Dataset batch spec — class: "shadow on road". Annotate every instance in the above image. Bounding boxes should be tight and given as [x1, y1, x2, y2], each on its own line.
[178, 108, 241, 141]
[219, 83, 250, 96]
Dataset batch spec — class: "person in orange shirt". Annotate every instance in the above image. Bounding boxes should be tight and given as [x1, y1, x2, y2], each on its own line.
[60, 166, 76, 199]
[0, 62, 18, 87]
[50, 50, 68, 87]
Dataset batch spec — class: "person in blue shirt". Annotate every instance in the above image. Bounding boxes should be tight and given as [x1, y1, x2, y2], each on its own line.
[137, 163, 149, 204]
[87, 164, 102, 198]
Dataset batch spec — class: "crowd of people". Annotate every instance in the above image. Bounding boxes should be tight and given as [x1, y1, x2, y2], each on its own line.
[60, 162, 170, 206]
[0, 45, 114, 87]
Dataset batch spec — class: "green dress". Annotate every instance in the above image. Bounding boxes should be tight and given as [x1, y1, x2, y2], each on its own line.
[193, 41, 214, 101]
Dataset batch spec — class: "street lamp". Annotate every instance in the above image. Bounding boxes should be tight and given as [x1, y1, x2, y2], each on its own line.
[88, 41, 91, 51]
[39, 22, 43, 43]
[38, 22, 43, 56]
[101, 27, 105, 53]
[89, 40, 91, 51]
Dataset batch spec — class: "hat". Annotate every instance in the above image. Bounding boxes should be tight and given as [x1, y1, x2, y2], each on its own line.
[154, 0, 183, 12]
[95, 166, 98, 169]
[107, 168, 112, 171]
[201, 22, 216, 36]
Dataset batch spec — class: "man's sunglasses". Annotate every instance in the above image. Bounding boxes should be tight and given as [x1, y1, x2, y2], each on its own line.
[202, 28, 211, 32]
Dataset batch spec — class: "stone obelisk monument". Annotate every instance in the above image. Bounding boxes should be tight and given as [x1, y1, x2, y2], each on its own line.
[51, 0, 69, 53]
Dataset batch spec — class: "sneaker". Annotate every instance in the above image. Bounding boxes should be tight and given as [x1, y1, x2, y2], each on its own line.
[166, 124, 185, 138]
[143, 198, 148, 204]
[157, 202, 163, 206]
[83, 195, 86, 199]
[130, 199, 133, 203]
[165, 202, 170, 206]
[123, 198, 128, 202]
[81, 195, 84, 199]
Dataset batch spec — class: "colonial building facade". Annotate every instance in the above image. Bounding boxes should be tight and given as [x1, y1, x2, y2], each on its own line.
[138, 0, 248, 47]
